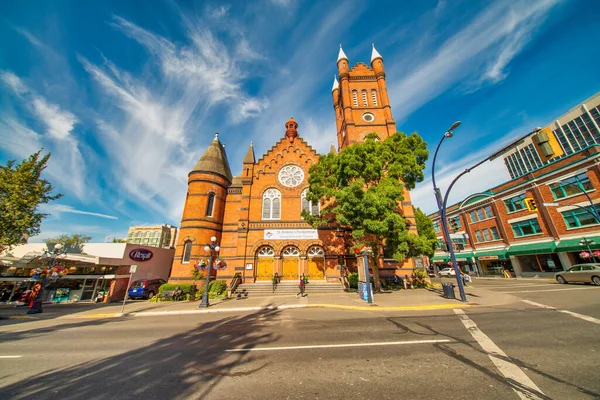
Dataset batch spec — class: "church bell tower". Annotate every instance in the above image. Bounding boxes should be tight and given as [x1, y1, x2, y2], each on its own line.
[332, 44, 397, 151]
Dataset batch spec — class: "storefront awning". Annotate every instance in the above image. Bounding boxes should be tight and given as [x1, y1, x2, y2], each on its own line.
[475, 249, 508, 259]
[431, 254, 449, 262]
[508, 241, 556, 256]
[453, 252, 474, 260]
[555, 236, 600, 253]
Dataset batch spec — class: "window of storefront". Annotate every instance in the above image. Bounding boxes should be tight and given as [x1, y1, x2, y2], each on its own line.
[511, 218, 542, 237]
[561, 206, 599, 228]
[505, 194, 527, 213]
[483, 206, 493, 218]
[517, 254, 563, 273]
[482, 229, 492, 241]
[475, 231, 483, 242]
[550, 172, 592, 199]
[490, 226, 500, 240]
[469, 211, 477, 223]
[476, 209, 485, 220]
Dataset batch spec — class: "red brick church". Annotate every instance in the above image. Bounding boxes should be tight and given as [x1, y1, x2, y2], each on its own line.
[168, 45, 418, 285]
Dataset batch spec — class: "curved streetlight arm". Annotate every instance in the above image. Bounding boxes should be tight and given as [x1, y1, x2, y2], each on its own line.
[431, 135, 448, 191]
[574, 176, 600, 223]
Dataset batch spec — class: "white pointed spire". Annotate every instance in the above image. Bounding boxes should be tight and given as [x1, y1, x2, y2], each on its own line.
[371, 43, 382, 63]
[332, 75, 339, 92]
[337, 44, 348, 62]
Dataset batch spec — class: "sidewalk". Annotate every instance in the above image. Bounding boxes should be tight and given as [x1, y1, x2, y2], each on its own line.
[0, 284, 517, 320]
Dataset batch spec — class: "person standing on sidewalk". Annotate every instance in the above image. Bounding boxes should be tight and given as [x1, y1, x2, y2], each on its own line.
[297, 274, 306, 297]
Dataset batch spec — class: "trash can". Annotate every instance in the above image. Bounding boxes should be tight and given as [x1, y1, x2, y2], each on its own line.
[442, 283, 456, 299]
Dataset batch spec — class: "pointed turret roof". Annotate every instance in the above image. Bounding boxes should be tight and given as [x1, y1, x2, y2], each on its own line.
[331, 75, 339, 92]
[371, 43, 382, 63]
[243, 141, 255, 164]
[329, 142, 337, 155]
[191, 133, 232, 182]
[337, 44, 348, 62]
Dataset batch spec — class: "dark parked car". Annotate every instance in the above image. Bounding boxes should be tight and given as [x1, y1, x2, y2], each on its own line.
[128, 278, 166, 299]
[555, 264, 600, 285]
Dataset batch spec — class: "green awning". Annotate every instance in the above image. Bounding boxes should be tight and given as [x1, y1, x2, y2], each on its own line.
[475, 249, 508, 259]
[508, 241, 556, 256]
[555, 236, 600, 253]
[431, 254, 449, 262]
[453, 252, 474, 261]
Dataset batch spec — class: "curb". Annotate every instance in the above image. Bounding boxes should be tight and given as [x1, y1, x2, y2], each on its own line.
[76, 302, 472, 318]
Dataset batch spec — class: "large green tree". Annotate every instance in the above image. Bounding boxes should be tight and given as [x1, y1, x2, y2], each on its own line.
[304, 132, 429, 291]
[45, 234, 92, 252]
[0, 151, 62, 252]
[413, 207, 438, 258]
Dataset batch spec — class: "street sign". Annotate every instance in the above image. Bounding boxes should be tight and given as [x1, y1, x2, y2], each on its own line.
[129, 265, 137, 273]
[543, 202, 559, 207]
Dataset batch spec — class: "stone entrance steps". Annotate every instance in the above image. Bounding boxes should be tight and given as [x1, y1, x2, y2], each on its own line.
[233, 281, 343, 298]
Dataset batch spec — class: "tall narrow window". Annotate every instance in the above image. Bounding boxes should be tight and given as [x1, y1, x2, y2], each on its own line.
[206, 193, 215, 217]
[262, 189, 281, 220]
[301, 189, 319, 217]
[352, 90, 358, 107]
[371, 90, 378, 106]
[183, 241, 192, 263]
[361, 90, 368, 106]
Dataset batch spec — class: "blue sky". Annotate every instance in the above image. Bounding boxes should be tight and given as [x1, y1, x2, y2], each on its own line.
[1, 0, 598, 242]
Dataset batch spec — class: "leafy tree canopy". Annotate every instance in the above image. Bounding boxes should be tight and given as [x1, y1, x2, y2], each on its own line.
[413, 207, 439, 258]
[45, 234, 92, 253]
[303, 132, 429, 289]
[0, 151, 62, 253]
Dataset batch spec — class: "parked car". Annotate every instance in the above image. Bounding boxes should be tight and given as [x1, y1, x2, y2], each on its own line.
[438, 267, 456, 278]
[128, 278, 167, 299]
[555, 264, 600, 285]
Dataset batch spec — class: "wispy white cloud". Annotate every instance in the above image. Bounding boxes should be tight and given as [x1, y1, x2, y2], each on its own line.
[270, 0, 293, 6]
[39, 204, 119, 220]
[0, 73, 87, 199]
[1, 71, 28, 94]
[31, 97, 78, 140]
[13, 26, 44, 47]
[390, 0, 561, 121]
[209, 5, 231, 18]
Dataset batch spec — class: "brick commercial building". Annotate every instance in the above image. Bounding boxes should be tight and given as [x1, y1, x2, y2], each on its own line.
[168, 45, 419, 285]
[430, 92, 600, 278]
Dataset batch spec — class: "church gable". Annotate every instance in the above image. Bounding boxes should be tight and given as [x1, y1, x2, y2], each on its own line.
[254, 118, 320, 181]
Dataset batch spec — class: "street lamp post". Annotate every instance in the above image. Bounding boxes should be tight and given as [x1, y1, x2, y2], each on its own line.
[199, 236, 220, 309]
[432, 121, 468, 302]
[579, 238, 597, 262]
[28, 243, 66, 314]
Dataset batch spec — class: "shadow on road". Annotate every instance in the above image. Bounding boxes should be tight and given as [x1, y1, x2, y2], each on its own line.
[1, 307, 281, 400]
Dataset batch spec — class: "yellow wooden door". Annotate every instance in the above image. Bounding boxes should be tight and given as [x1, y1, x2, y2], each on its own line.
[307, 257, 325, 280]
[282, 258, 299, 280]
[256, 258, 273, 280]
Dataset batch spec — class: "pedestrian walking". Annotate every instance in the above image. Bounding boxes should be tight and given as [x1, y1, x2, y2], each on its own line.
[297, 274, 306, 297]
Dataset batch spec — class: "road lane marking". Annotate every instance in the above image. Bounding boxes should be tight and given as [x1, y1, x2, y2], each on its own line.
[454, 309, 545, 400]
[225, 339, 451, 352]
[521, 300, 600, 325]
[473, 284, 553, 289]
[0, 356, 22, 358]
[500, 287, 598, 294]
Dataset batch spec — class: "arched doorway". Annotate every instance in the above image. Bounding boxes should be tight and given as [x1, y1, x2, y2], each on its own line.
[282, 246, 300, 280]
[307, 246, 325, 280]
[256, 247, 274, 281]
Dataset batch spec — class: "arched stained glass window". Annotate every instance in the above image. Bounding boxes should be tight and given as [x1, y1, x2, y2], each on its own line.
[262, 189, 281, 220]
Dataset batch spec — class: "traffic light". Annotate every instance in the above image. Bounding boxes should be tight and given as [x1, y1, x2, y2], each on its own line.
[448, 218, 459, 232]
[524, 197, 538, 212]
[532, 127, 564, 162]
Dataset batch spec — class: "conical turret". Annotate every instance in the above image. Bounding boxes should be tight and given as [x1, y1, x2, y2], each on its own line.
[191, 133, 232, 182]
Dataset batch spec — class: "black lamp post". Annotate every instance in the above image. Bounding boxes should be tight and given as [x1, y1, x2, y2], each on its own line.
[199, 236, 220, 308]
[432, 121, 468, 302]
[28, 243, 66, 314]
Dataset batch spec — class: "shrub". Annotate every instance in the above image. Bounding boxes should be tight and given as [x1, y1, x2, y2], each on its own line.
[208, 280, 227, 295]
[157, 283, 199, 301]
[348, 272, 359, 289]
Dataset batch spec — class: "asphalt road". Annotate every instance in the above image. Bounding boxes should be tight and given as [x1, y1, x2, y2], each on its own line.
[1, 279, 599, 400]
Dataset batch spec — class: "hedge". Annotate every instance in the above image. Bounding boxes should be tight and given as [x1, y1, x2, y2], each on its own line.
[156, 281, 228, 301]
[348, 273, 358, 289]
